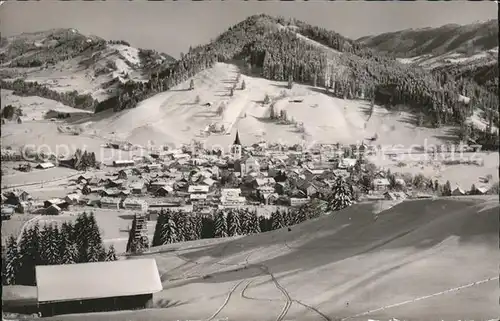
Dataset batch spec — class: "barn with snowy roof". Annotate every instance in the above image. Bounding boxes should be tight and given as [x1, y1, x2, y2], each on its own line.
[35, 258, 162, 317]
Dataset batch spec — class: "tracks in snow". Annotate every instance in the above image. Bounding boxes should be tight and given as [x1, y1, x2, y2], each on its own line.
[341, 276, 500, 320]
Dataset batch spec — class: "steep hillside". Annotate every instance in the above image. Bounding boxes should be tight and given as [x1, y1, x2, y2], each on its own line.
[357, 20, 498, 58]
[0, 28, 175, 109]
[9, 196, 497, 320]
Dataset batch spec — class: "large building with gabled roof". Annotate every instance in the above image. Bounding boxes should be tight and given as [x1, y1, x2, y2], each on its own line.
[35, 258, 162, 317]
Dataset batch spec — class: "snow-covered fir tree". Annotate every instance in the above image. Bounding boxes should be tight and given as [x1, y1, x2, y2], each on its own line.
[248, 210, 261, 234]
[105, 245, 118, 261]
[329, 177, 353, 211]
[240, 209, 253, 234]
[293, 207, 308, 225]
[40, 224, 60, 265]
[172, 211, 188, 242]
[227, 209, 242, 236]
[152, 209, 167, 247]
[3, 235, 20, 285]
[161, 213, 180, 244]
[214, 211, 228, 238]
[271, 209, 284, 230]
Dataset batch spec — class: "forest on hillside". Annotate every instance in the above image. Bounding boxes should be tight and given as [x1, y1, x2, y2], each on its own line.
[109, 14, 498, 149]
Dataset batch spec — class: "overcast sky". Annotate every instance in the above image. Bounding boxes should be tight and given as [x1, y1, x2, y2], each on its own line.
[1, 1, 497, 58]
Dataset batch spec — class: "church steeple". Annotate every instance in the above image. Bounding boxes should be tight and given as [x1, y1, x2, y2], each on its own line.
[231, 130, 242, 160]
[233, 130, 241, 146]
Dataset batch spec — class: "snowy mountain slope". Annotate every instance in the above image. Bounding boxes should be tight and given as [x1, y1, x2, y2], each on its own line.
[10, 196, 498, 321]
[0, 29, 175, 102]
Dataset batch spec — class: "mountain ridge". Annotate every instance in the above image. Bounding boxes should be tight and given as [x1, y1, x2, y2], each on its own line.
[357, 19, 498, 58]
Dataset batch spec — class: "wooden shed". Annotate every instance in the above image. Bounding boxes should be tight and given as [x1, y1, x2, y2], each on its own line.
[35, 258, 163, 317]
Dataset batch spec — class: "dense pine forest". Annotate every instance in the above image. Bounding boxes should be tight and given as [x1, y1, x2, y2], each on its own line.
[2, 212, 117, 286]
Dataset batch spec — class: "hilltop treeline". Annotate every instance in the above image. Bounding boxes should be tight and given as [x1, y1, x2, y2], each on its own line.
[1, 79, 97, 110]
[2, 212, 117, 286]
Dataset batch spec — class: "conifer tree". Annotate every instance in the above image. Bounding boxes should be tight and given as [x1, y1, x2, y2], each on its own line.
[329, 177, 353, 211]
[293, 208, 308, 225]
[162, 211, 179, 244]
[40, 224, 60, 265]
[17, 223, 40, 285]
[241, 80, 246, 90]
[283, 209, 294, 226]
[271, 209, 284, 230]
[201, 215, 215, 239]
[73, 211, 89, 262]
[214, 211, 228, 238]
[248, 210, 261, 234]
[172, 211, 187, 242]
[3, 235, 20, 285]
[258, 216, 269, 233]
[152, 209, 166, 247]
[126, 214, 149, 253]
[190, 214, 203, 240]
[443, 180, 452, 196]
[227, 209, 242, 236]
[189, 79, 194, 90]
[105, 245, 118, 261]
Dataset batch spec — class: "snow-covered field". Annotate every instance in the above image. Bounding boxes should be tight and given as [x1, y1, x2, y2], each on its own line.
[4, 196, 498, 320]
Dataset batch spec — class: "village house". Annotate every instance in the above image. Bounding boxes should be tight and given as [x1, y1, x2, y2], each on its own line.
[44, 198, 69, 211]
[100, 188, 129, 198]
[82, 185, 104, 195]
[112, 160, 135, 167]
[220, 188, 246, 206]
[35, 162, 56, 170]
[252, 177, 276, 190]
[117, 168, 141, 180]
[395, 178, 406, 187]
[148, 197, 184, 212]
[243, 157, 261, 175]
[338, 158, 357, 170]
[299, 181, 322, 197]
[304, 168, 325, 180]
[188, 185, 210, 194]
[3, 190, 32, 206]
[130, 181, 147, 195]
[142, 164, 162, 173]
[373, 178, 390, 192]
[452, 187, 466, 196]
[75, 174, 92, 185]
[100, 197, 121, 209]
[290, 197, 310, 207]
[384, 191, 408, 201]
[45, 204, 61, 216]
[64, 193, 81, 205]
[149, 180, 173, 193]
[189, 193, 208, 205]
[1, 206, 15, 220]
[106, 179, 126, 189]
[122, 198, 148, 212]
[473, 186, 488, 195]
[155, 185, 174, 196]
[332, 169, 350, 179]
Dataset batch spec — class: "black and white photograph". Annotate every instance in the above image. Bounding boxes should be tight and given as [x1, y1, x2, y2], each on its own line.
[1, 1, 498, 320]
